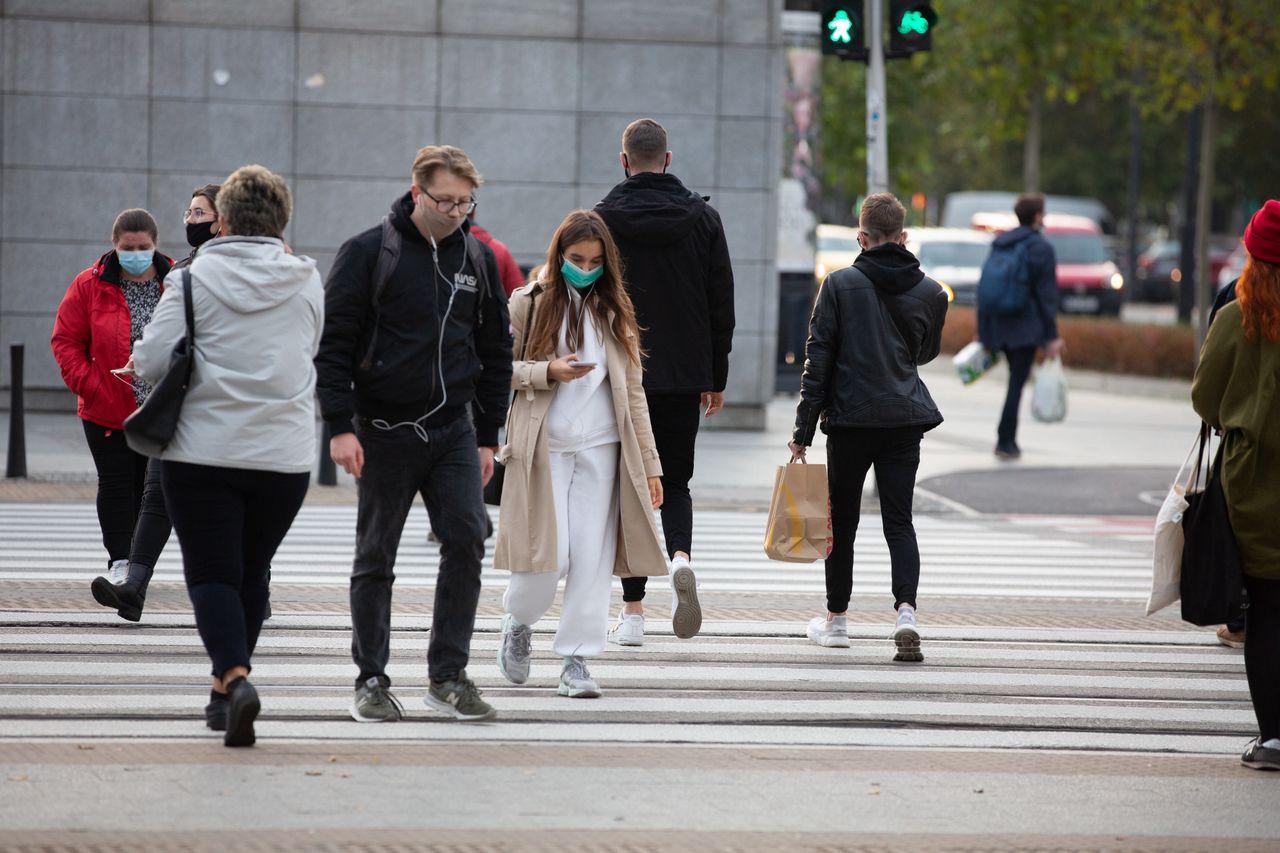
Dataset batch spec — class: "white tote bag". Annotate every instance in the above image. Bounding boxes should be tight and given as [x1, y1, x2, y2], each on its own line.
[1031, 356, 1068, 423]
[1146, 435, 1202, 616]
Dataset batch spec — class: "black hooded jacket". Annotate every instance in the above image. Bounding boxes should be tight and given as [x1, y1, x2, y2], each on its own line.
[793, 242, 949, 444]
[596, 172, 735, 394]
[315, 192, 512, 445]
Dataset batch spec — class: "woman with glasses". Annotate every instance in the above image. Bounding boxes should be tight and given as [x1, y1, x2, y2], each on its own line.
[175, 183, 221, 270]
[134, 165, 322, 746]
[51, 209, 174, 622]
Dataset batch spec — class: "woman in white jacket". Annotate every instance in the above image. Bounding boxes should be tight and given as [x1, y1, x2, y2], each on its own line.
[133, 165, 323, 747]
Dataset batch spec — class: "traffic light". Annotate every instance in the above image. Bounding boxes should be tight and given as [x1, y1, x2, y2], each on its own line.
[887, 1, 936, 57]
[820, 1, 867, 62]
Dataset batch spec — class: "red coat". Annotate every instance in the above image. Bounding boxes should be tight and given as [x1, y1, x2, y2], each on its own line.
[50, 250, 173, 429]
[471, 224, 526, 297]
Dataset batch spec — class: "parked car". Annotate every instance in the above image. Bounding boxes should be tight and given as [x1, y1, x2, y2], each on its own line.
[814, 223, 860, 284]
[1135, 238, 1235, 302]
[971, 212, 1126, 315]
[905, 227, 992, 305]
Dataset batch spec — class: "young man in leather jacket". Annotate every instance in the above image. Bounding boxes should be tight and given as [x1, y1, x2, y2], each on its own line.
[789, 192, 949, 661]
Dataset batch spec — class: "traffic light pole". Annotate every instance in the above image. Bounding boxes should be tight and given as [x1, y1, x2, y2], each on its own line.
[866, 0, 889, 194]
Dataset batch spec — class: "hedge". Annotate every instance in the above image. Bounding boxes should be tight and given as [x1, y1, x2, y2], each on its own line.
[940, 306, 1197, 379]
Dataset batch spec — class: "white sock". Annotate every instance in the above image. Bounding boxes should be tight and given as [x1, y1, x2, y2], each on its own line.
[1263, 738, 1280, 749]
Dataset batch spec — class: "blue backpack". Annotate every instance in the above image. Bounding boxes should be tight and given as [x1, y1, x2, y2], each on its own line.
[978, 238, 1032, 316]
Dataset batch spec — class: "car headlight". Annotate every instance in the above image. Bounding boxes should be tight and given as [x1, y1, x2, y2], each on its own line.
[1109, 272, 1124, 290]
[938, 281, 955, 302]
[815, 263, 827, 280]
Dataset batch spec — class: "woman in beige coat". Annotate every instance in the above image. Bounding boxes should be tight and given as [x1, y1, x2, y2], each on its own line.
[494, 210, 666, 697]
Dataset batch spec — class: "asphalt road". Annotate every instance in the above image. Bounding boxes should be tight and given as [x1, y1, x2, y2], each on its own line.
[919, 466, 1178, 516]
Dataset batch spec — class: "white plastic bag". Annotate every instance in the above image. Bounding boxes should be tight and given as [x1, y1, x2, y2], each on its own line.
[1146, 435, 1201, 616]
[1031, 356, 1067, 422]
[953, 341, 998, 385]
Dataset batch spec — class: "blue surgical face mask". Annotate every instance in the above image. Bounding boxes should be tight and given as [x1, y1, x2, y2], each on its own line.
[117, 250, 153, 276]
[561, 258, 604, 290]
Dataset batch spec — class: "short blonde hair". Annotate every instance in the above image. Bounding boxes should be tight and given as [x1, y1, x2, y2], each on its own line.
[216, 165, 291, 238]
[859, 192, 906, 242]
[411, 145, 482, 189]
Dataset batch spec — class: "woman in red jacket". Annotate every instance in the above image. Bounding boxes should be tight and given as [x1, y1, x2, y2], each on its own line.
[50, 208, 174, 622]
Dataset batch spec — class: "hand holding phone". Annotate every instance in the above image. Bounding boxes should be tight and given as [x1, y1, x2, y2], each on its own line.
[567, 360, 596, 369]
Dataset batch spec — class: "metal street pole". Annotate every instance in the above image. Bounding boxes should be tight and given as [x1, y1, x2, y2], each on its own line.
[866, 0, 888, 194]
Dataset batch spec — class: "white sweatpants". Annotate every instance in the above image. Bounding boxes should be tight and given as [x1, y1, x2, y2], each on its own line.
[503, 443, 620, 658]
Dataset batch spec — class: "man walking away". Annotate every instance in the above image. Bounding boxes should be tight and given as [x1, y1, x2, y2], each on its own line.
[790, 193, 949, 661]
[596, 118, 736, 644]
[316, 145, 512, 723]
[976, 192, 1066, 460]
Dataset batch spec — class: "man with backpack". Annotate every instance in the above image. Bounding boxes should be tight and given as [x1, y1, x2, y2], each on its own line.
[316, 145, 512, 723]
[976, 192, 1066, 460]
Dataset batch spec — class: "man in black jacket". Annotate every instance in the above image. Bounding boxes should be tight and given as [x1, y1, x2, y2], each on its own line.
[789, 192, 948, 661]
[596, 118, 736, 645]
[315, 145, 512, 723]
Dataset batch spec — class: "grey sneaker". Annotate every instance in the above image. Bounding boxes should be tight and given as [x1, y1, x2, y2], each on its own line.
[670, 558, 702, 639]
[893, 605, 923, 662]
[497, 613, 533, 684]
[424, 670, 496, 721]
[1241, 737, 1280, 771]
[807, 615, 850, 648]
[558, 656, 601, 698]
[350, 676, 404, 722]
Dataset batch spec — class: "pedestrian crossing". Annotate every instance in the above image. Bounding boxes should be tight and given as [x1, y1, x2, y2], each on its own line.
[0, 501, 1157, 599]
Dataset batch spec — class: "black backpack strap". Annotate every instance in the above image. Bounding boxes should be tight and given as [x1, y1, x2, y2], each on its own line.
[180, 268, 195, 385]
[359, 216, 401, 372]
[465, 232, 494, 329]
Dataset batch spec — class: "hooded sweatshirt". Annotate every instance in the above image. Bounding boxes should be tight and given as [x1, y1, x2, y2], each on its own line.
[793, 242, 949, 444]
[132, 236, 324, 473]
[596, 173, 735, 394]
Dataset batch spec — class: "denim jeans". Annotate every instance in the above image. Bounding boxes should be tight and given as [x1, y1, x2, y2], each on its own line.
[350, 414, 487, 686]
[621, 392, 700, 602]
[824, 427, 924, 613]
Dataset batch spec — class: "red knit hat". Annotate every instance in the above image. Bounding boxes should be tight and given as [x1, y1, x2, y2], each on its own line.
[1244, 200, 1280, 264]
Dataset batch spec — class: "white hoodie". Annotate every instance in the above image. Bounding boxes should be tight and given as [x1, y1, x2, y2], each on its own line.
[546, 286, 619, 453]
[133, 236, 324, 473]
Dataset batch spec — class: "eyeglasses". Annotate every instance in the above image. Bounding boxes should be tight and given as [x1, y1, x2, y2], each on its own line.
[183, 208, 215, 222]
[421, 189, 477, 215]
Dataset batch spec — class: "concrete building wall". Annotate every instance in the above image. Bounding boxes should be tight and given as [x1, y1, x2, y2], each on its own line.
[0, 0, 783, 428]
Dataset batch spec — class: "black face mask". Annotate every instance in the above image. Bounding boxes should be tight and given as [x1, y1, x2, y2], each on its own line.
[186, 220, 217, 248]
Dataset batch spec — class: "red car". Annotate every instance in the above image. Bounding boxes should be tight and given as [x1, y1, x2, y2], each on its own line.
[972, 212, 1125, 315]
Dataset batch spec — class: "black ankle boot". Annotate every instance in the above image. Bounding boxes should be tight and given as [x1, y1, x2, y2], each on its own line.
[111, 563, 153, 622]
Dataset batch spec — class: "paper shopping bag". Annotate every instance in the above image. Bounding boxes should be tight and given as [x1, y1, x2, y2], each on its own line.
[763, 461, 832, 564]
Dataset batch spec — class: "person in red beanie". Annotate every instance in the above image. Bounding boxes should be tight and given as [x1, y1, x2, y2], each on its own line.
[1192, 197, 1280, 771]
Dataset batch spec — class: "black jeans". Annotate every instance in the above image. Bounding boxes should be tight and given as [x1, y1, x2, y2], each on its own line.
[161, 461, 308, 679]
[82, 420, 171, 567]
[622, 392, 701, 603]
[350, 415, 487, 685]
[1243, 574, 1280, 743]
[997, 345, 1037, 449]
[825, 427, 923, 613]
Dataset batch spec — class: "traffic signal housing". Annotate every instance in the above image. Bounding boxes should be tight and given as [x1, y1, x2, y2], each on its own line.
[820, 1, 867, 62]
[887, 0, 936, 57]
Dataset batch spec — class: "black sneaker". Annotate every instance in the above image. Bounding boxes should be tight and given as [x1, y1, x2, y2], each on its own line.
[1241, 737, 1280, 771]
[424, 670, 496, 721]
[223, 677, 259, 748]
[994, 442, 1021, 460]
[205, 693, 229, 731]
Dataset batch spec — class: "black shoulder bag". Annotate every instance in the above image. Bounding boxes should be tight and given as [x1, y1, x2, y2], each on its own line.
[1179, 422, 1245, 626]
[124, 269, 195, 457]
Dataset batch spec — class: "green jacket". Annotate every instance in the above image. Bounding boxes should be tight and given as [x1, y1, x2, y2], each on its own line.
[1191, 301, 1280, 579]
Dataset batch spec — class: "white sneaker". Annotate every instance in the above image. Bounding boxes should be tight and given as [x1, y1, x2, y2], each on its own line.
[496, 613, 532, 684]
[807, 615, 850, 648]
[669, 556, 702, 639]
[608, 612, 645, 647]
[106, 559, 129, 585]
[892, 605, 923, 662]
[558, 655, 601, 698]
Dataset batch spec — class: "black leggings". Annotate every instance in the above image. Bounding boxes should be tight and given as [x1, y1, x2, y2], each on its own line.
[1243, 574, 1280, 743]
[997, 345, 1037, 447]
[622, 393, 701, 603]
[825, 427, 924, 613]
[162, 461, 308, 679]
[82, 420, 171, 567]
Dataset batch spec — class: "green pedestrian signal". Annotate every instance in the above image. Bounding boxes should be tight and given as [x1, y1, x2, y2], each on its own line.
[820, 1, 867, 61]
[888, 1, 937, 57]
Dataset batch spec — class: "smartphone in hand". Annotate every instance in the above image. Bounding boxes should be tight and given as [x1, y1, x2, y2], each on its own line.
[568, 361, 597, 369]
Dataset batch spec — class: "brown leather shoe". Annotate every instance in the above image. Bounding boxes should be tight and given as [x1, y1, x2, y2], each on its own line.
[1216, 625, 1245, 649]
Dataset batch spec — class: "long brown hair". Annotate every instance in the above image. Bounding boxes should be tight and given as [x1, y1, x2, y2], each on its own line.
[523, 210, 643, 367]
[1237, 253, 1280, 343]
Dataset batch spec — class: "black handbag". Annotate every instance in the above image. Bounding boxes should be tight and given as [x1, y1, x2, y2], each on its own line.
[124, 269, 195, 457]
[1179, 423, 1244, 626]
[484, 290, 538, 506]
